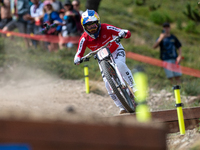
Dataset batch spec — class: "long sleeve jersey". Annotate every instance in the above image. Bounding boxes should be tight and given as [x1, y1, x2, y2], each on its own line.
[75, 23, 131, 58]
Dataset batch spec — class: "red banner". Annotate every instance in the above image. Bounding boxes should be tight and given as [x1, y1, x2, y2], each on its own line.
[126, 52, 200, 78]
[0, 30, 80, 44]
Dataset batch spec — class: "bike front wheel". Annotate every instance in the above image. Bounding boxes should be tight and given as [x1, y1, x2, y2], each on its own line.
[100, 60, 136, 113]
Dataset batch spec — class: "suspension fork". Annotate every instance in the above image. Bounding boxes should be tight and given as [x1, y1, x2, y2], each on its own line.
[109, 57, 126, 88]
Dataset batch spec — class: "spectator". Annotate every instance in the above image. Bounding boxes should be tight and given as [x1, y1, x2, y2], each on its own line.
[29, 0, 44, 28]
[29, 0, 33, 6]
[50, 0, 63, 13]
[58, 9, 65, 49]
[72, 0, 83, 15]
[60, 0, 82, 49]
[71, 0, 83, 35]
[0, 0, 12, 29]
[3, 0, 30, 47]
[3, 0, 30, 33]
[59, 9, 65, 20]
[153, 22, 182, 84]
[24, 0, 44, 48]
[42, 0, 62, 52]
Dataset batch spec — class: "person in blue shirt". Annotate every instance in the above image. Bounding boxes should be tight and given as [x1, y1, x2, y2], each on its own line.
[153, 22, 182, 84]
[42, 0, 62, 52]
[43, 0, 62, 34]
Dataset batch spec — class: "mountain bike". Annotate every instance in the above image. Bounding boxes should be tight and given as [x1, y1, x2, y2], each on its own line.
[79, 36, 137, 113]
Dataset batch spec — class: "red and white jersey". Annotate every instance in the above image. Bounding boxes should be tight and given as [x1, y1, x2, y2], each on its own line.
[75, 23, 131, 58]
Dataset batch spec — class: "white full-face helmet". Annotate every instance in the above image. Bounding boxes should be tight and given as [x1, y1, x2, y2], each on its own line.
[81, 9, 101, 39]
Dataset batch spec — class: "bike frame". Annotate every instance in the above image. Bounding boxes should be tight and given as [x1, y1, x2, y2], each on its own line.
[108, 54, 127, 88]
[80, 36, 127, 88]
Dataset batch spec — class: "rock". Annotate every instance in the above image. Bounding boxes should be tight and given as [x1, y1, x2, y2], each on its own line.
[160, 89, 167, 94]
[187, 96, 198, 104]
[166, 92, 173, 97]
[108, 106, 113, 109]
[66, 106, 75, 113]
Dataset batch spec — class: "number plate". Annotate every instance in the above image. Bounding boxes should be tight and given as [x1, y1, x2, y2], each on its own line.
[97, 48, 110, 61]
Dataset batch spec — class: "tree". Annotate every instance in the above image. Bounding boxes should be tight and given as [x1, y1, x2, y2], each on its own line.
[183, 3, 200, 22]
[85, 0, 101, 12]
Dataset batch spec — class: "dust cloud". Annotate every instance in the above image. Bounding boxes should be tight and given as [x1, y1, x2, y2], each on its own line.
[0, 65, 118, 121]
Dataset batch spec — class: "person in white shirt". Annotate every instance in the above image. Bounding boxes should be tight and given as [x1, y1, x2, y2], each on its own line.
[23, 0, 44, 47]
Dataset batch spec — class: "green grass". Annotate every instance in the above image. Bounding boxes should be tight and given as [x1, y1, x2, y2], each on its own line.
[1, 0, 200, 98]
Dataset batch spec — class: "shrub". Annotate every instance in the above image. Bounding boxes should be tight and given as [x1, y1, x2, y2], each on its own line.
[149, 4, 161, 11]
[122, 0, 134, 6]
[149, 10, 173, 25]
[176, 18, 183, 30]
[183, 2, 200, 23]
[184, 21, 197, 33]
[183, 79, 200, 96]
[134, 0, 145, 6]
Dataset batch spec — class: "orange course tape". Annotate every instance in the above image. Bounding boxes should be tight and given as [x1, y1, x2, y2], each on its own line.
[1, 29, 199, 78]
[126, 52, 200, 78]
[0, 29, 80, 44]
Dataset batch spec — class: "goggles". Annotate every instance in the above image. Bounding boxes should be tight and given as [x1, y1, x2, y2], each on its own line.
[85, 21, 97, 26]
[85, 22, 98, 33]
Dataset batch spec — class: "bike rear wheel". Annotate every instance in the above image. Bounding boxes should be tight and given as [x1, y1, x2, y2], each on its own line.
[100, 60, 136, 113]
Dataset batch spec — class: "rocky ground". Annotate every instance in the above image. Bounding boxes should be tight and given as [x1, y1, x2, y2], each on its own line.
[0, 67, 199, 150]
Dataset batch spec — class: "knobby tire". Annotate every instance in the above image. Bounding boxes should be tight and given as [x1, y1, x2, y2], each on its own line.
[100, 60, 135, 113]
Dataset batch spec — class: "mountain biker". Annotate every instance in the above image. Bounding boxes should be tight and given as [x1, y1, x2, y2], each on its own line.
[74, 9, 136, 114]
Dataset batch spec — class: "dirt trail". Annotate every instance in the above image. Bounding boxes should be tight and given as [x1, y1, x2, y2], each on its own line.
[0, 68, 119, 120]
[0, 67, 199, 150]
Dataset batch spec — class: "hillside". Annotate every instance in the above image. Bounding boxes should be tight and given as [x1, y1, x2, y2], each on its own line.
[96, 0, 200, 92]
[0, 0, 200, 109]
[0, 1, 200, 149]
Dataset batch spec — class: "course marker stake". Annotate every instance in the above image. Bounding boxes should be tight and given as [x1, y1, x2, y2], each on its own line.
[84, 65, 89, 94]
[133, 68, 151, 122]
[173, 85, 185, 135]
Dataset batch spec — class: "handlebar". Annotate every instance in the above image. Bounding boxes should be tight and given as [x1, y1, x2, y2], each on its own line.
[80, 36, 121, 63]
